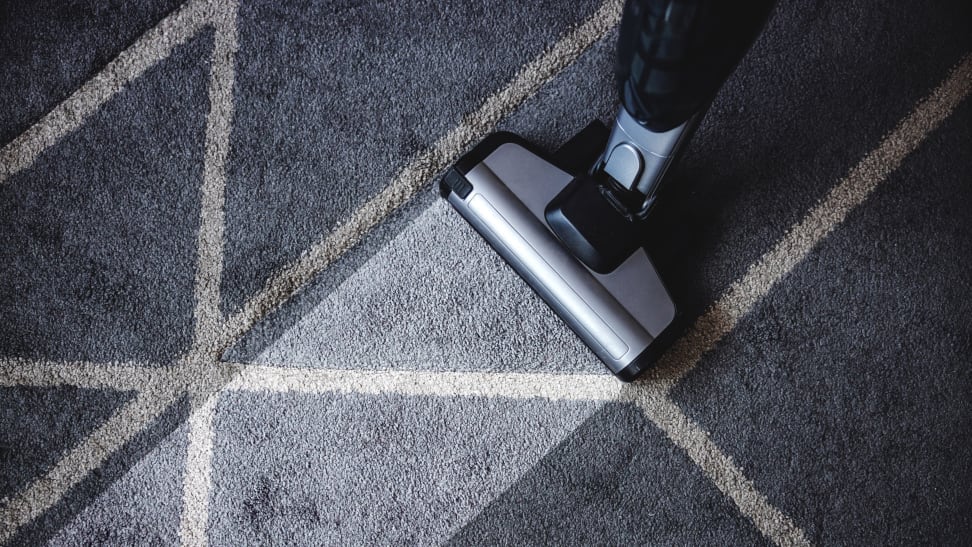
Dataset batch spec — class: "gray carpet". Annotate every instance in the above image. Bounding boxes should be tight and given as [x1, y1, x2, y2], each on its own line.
[2, 0, 971, 545]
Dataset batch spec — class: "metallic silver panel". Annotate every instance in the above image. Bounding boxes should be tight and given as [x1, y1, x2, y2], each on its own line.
[603, 143, 643, 190]
[601, 108, 697, 197]
[447, 143, 676, 373]
[468, 195, 629, 360]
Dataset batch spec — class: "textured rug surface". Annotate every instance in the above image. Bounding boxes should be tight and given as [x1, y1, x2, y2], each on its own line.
[1, 0, 971, 544]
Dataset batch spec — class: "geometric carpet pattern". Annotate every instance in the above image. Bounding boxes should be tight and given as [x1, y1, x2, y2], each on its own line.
[2, 0, 970, 544]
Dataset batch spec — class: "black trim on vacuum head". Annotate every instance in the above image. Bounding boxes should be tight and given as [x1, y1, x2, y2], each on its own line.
[614, 312, 681, 381]
[440, 132, 539, 199]
[615, 345, 661, 382]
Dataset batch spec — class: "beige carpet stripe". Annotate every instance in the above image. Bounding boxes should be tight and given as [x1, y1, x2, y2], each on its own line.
[0, 0, 222, 185]
[217, 0, 625, 353]
[226, 364, 624, 402]
[181, 3, 239, 544]
[0, 357, 166, 392]
[191, 0, 239, 357]
[178, 393, 219, 547]
[644, 52, 972, 391]
[629, 390, 811, 546]
[0, 390, 179, 542]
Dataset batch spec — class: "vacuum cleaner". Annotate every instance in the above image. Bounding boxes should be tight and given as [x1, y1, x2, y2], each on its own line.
[441, 0, 775, 380]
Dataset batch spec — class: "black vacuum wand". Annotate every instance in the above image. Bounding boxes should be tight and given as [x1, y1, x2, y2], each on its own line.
[547, 0, 776, 273]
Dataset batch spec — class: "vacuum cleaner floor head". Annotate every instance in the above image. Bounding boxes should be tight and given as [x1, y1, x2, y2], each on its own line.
[439, 1, 778, 380]
[441, 133, 675, 381]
